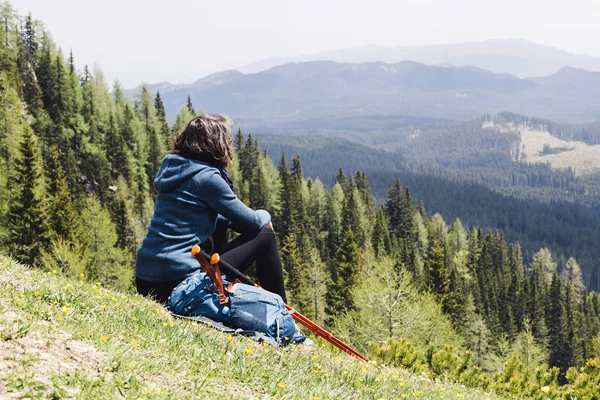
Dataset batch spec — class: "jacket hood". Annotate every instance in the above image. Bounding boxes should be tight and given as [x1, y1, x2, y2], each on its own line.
[154, 154, 213, 193]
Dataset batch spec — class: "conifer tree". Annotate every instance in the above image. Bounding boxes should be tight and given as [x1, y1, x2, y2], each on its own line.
[323, 182, 344, 263]
[562, 257, 585, 296]
[426, 237, 451, 312]
[154, 91, 171, 148]
[45, 146, 78, 243]
[248, 162, 269, 210]
[386, 179, 413, 239]
[276, 153, 293, 239]
[110, 197, 136, 255]
[8, 126, 48, 265]
[186, 95, 195, 116]
[105, 114, 132, 182]
[546, 272, 573, 378]
[234, 128, 244, 151]
[16, 25, 43, 116]
[372, 207, 392, 257]
[77, 195, 132, 290]
[335, 168, 348, 193]
[355, 170, 375, 217]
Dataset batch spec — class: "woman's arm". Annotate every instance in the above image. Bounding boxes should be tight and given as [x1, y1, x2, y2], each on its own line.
[196, 170, 271, 232]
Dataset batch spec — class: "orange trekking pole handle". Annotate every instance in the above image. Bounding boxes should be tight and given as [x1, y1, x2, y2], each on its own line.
[190, 245, 369, 363]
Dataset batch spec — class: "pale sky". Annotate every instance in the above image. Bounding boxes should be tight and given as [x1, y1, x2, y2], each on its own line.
[10, 0, 600, 88]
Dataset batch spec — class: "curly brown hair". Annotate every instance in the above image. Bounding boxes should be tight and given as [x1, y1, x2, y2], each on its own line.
[173, 114, 234, 166]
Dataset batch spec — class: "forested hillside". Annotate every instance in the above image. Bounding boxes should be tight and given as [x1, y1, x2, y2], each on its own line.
[2, 4, 600, 398]
[256, 134, 600, 291]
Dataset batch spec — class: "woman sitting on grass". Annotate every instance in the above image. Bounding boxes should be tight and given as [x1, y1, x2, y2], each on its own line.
[135, 114, 286, 304]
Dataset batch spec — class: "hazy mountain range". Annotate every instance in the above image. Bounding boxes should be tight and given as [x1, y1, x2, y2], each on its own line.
[238, 39, 600, 78]
[140, 59, 600, 125]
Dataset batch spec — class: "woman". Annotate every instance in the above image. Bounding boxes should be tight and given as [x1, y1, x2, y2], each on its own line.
[135, 114, 286, 304]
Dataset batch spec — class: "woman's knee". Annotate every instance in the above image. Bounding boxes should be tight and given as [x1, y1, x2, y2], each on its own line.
[259, 225, 278, 247]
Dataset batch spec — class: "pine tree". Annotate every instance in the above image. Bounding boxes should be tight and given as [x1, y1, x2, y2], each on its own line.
[105, 114, 132, 182]
[546, 272, 573, 378]
[154, 91, 171, 148]
[110, 197, 136, 255]
[248, 162, 268, 210]
[234, 128, 244, 152]
[562, 257, 585, 296]
[186, 95, 195, 116]
[8, 126, 48, 265]
[16, 21, 43, 116]
[386, 179, 413, 239]
[77, 195, 133, 290]
[372, 207, 392, 257]
[280, 230, 310, 311]
[45, 146, 78, 243]
[426, 237, 450, 312]
[335, 168, 348, 193]
[306, 246, 328, 324]
[140, 86, 165, 192]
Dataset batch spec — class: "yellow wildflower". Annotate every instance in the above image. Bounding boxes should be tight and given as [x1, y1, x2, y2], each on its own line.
[342, 370, 348, 375]
[132, 317, 137, 321]
[277, 383, 285, 388]
[169, 322, 175, 328]
[56, 316, 62, 321]
[131, 340, 139, 346]
[245, 348, 254, 354]
[163, 322, 168, 327]
[101, 335, 109, 341]
[33, 290, 40, 296]
[263, 342, 269, 347]
[457, 395, 465, 399]
[399, 381, 406, 387]
[79, 273, 85, 278]
[227, 335, 233, 342]
[62, 306, 71, 314]
[313, 355, 319, 360]
[52, 269, 57, 274]
[413, 392, 421, 397]
[313, 398, 321, 400]
[66, 283, 72, 289]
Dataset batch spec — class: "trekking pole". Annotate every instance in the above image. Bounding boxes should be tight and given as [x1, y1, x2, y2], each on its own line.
[191, 245, 369, 363]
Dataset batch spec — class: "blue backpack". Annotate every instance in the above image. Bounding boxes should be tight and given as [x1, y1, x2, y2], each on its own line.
[168, 269, 298, 345]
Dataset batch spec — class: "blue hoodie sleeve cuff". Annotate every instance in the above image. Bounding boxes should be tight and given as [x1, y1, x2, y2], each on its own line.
[255, 210, 271, 227]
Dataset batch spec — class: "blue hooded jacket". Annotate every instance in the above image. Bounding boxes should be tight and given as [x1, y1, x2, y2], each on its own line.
[135, 154, 271, 283]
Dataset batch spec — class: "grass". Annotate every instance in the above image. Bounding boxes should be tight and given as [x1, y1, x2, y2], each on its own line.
[0, 256, 508, 400]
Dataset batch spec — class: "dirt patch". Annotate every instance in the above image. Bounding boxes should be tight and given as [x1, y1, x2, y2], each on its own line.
[0, 328, 106, 398]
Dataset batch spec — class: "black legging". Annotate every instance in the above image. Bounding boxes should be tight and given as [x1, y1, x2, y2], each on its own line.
[136, 225, 287, 303]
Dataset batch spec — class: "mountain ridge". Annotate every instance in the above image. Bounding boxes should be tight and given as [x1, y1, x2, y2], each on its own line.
[131, 59, 600, 124]
[237, 39, 600, 78]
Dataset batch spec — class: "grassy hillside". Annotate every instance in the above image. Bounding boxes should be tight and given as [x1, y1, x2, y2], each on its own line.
[0, 256, 506, 400]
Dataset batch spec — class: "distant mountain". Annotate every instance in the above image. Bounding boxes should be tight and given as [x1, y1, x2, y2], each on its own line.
[138, 60, 600, 124]
[238, 39, 600, 78]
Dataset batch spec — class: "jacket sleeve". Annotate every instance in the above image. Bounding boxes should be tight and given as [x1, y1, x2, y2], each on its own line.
[196, 170, 271, 232]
